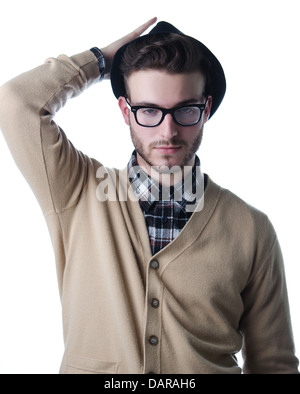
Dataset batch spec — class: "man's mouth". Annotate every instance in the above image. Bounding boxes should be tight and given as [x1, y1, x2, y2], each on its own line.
[154, 146, 182, 154]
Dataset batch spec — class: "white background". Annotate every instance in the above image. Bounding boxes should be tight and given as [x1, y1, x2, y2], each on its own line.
[0, 0, 299, 373]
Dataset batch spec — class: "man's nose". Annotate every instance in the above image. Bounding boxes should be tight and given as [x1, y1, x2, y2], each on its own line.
[159, 113, 178, 139]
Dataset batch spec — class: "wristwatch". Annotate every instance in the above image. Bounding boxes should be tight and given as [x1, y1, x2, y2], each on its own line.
[90, 47, 106, 81]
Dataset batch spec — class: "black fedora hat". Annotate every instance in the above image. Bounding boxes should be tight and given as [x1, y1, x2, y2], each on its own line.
[110, 21, 226, 119]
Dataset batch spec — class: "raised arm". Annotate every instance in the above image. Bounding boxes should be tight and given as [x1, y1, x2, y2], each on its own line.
[0, 18, 156, 215]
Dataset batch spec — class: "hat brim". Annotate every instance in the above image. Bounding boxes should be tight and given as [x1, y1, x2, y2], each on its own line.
[110, 22, 226, 119]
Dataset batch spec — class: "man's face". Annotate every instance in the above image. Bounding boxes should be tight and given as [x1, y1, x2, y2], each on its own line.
[118, 69, 212, 174]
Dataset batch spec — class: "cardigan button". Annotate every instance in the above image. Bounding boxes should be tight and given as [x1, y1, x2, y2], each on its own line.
[149, 335, 159, 346]
[151, 298, 160, 308]
[150, 260, 159, 270]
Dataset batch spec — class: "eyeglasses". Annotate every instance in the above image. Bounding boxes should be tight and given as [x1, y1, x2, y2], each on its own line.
[125, 98, 208, 128]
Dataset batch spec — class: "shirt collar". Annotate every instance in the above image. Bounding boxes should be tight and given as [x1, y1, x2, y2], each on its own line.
[127, 151, 204, 213]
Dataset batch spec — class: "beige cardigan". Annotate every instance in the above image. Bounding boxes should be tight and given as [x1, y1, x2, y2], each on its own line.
[0, 50, 298, 374]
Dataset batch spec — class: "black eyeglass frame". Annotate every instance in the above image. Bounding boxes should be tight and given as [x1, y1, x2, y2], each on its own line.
[125, 97, 208, 128]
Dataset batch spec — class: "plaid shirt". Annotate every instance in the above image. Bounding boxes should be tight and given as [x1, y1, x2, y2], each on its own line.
[128, 151, 206, 255]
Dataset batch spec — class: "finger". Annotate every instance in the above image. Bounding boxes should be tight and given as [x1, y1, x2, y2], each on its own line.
[126, 17, 157, 42]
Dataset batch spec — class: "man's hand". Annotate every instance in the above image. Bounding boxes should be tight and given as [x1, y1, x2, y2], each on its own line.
[101, 17, 157, 79]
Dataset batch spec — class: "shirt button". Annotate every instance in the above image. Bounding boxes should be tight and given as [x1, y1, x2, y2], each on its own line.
[150, 260, 159, 270]
[149, 335, 159, 346]
[151, 298, 160, 308]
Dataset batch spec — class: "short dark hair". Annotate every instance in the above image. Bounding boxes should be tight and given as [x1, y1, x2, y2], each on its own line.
[120, 33, 212, 98]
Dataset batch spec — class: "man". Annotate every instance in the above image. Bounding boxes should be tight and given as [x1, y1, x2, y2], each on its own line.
[0, 18, 298, 374]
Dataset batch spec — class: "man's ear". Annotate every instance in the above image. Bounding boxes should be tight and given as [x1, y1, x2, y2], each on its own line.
[118, 96, 130, 126]
[204, 96, 212, 123]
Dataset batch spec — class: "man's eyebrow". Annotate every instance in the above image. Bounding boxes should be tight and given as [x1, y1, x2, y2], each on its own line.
[132, 98, 202, 107]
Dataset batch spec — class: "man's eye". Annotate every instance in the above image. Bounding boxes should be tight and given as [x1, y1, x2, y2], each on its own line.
[142, 108, 160, 116]
[178, 107, 195, 114]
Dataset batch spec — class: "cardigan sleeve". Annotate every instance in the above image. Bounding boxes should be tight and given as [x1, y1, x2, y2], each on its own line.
[0, 50, 100, 215]
[239, 224, 299, 374]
